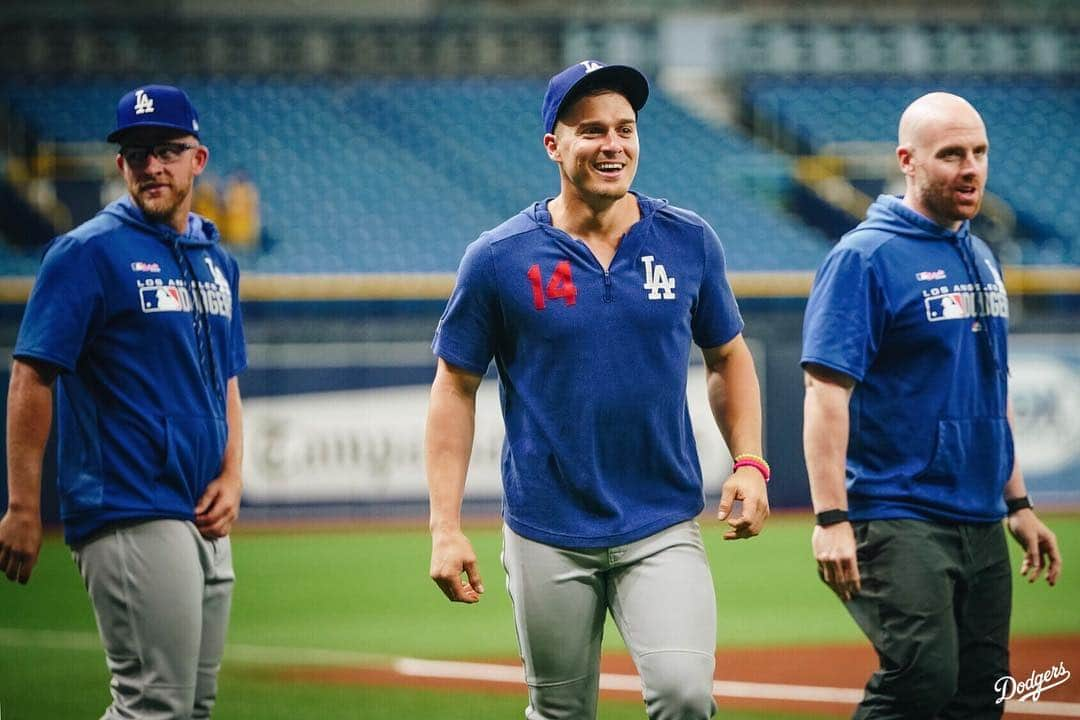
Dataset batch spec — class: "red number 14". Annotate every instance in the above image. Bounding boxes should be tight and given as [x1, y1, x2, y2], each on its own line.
[527, 261, 577, 310]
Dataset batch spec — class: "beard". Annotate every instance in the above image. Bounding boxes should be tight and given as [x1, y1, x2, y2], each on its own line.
[132, 181, 191, 225]
[918, 179, 982, 226]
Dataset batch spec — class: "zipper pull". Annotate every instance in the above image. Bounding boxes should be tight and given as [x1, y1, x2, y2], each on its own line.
[603, 270, 613, 303]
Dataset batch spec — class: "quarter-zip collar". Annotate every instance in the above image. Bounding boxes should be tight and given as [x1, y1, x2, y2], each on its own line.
[529, 191, 665, 274]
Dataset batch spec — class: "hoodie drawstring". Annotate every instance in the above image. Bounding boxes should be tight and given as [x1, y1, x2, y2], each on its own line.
[953, 235, 1008, 381]
[171, 238, 225, 408]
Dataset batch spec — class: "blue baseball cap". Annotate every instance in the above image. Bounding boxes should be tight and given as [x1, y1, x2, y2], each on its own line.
[107, 85, 201, 143]
[541, 60, 649, 134]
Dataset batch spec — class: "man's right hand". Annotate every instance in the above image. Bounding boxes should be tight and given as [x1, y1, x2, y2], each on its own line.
[0, 507, 43, 585]
[430, 528, 485, 603]
[813, 522, 861, 602]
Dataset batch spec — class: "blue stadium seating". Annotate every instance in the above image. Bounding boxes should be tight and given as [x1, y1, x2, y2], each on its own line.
[744, 76, 1080, 264]
[2, 78, 831, 275]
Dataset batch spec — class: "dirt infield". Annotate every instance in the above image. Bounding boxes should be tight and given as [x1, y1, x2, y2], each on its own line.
[280, 635, 1080, 718]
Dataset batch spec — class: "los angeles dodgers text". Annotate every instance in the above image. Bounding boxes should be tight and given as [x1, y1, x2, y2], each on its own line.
[922, 282, 1009, 320]
[137, 277, 233, 318]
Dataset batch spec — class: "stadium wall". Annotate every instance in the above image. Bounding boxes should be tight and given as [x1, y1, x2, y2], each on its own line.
[2, 271, 1079, 526]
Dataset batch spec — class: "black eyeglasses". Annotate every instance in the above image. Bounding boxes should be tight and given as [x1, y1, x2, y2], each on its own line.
[119, 142, 197, 165]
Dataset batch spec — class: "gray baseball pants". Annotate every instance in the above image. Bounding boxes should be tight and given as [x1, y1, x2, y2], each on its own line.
[502, 520, 718, 720]
[72, 519, 235, 720]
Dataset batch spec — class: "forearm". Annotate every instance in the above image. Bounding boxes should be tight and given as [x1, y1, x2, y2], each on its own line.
[425, 374, 478, 533]
[1002, 396, 1028, 500]
[5, 361, 55, 513]
[803, 373, 852, 512]
[1002, 463, 1027, 501]
[220, 377, 244, 481]
[704, 337, 763, 457]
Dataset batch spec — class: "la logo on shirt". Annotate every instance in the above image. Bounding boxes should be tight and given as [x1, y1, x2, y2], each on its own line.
[642, 255, 675, 300]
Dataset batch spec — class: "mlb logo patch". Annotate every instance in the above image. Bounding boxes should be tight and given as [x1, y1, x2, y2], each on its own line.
[916, 269, 947, 281]
[140, 286, 185, 313]
[925, 293, 967, 321]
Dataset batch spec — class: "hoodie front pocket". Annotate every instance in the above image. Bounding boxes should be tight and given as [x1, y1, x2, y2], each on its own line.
[921, 417, 1013, 490]
[160, 415, 228, 510]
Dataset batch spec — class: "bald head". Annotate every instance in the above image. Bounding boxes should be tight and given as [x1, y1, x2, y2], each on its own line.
[896, 92, 989, 230]
[898, 92, 985, 150]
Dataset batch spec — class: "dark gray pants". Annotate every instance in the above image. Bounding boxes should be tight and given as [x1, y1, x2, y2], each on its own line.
[845, 519, 1011, 720]
[73, 519, 235, 720]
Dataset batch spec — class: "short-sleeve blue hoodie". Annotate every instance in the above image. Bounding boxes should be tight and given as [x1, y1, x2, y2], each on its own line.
[14, 195, 247, 545]
[802, 195, 1011, 523]
[434, 193, 744, 548]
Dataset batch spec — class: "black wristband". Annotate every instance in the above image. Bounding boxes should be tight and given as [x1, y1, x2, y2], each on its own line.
[1006, 496, 1033, 514]
[815, 509, 849, 526]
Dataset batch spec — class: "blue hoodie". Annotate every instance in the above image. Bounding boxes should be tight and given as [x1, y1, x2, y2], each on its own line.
[802, 195, 1011, 523]
[433, 193, 744, 548]
[14, 195, 247, 545]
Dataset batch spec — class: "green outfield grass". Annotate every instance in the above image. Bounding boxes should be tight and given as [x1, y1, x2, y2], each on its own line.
[1, 513, 1077, 718]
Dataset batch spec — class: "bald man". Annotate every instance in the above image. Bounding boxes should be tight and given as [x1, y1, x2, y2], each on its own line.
[800, 92, 1061, 719]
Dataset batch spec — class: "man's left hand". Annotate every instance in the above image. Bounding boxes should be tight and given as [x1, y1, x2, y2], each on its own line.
[717, 466, 770, 540]
[1007, 508, 1061, 586]
[195, 472, 242, 538]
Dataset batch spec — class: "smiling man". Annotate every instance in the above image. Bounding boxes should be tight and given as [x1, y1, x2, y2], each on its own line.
[802, 92, 1061, 718]
[0, 85, 247, 719]
[426, 61, 769, 720]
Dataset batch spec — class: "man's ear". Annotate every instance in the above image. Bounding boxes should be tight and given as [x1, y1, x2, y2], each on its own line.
[896, 145, 916, 177]
[543, 132, 560, 162]
[192, 145, 210, 176]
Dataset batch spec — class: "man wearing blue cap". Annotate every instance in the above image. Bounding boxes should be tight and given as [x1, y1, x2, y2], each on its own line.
[427, 61, 769, 719]
[0, 85, 246, 718]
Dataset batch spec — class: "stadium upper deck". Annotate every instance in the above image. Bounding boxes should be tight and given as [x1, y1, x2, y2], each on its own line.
[1, 78, 831, 276]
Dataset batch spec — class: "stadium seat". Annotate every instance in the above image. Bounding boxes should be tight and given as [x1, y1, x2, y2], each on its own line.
[744, 75, 1080, 263]
[3, 78, 833, 274]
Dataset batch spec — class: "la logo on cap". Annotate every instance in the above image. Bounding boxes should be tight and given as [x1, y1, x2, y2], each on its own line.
[580, 60, 603, 73]
[133, 89, 155, 115]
